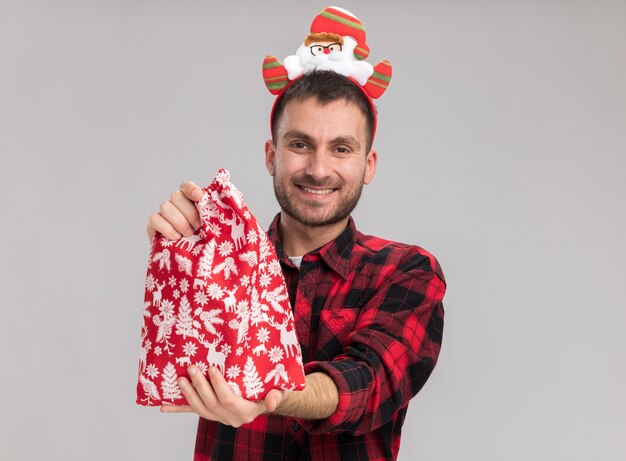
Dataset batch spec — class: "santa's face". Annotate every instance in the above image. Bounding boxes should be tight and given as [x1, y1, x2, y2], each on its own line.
[265, 97, 377, 229]
[296, 36, 357, 71]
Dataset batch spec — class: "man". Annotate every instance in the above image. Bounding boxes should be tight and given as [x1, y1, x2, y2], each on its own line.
[146, 70, 446, 460]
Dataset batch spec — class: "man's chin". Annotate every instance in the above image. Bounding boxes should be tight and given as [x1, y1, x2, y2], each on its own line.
[274, 182, 362, 228]
[283, 208, 347, 228]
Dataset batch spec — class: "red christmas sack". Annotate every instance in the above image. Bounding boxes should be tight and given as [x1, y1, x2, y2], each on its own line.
[137, 169, 306, 405]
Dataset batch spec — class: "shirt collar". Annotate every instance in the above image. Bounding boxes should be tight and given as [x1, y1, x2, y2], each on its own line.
[266, 213, 356, 280]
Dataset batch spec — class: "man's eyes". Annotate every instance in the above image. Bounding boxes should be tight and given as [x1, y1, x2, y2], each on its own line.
[288, 143, 353, 154]
[335, 146, 352, 154]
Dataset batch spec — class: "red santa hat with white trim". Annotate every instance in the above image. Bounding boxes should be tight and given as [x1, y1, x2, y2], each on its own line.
[309, 6, 370, 61]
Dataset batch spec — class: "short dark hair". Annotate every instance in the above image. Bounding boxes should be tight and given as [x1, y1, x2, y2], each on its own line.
[271, 71, 376, 152]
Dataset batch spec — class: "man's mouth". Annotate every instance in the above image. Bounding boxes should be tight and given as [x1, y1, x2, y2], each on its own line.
[298, 185, 336, 196]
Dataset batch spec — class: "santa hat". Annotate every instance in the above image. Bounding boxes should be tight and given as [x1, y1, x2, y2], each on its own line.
[309, 6, 370, 61]
[137, 169, 306, 406]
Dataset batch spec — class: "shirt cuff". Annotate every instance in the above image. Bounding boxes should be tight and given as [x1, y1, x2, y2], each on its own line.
[299, 359, 372, 434]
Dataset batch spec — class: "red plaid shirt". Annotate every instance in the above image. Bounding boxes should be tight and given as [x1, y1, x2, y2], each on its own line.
[194, 214, 446, 460]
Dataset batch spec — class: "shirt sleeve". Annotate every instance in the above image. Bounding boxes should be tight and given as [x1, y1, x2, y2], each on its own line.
[300, 252, 446, 435]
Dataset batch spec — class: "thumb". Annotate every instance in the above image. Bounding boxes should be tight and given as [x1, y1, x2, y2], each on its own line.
[263, 389, 285, 413]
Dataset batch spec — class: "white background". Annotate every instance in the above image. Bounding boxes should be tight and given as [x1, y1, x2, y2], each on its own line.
[1, 1, 625, 459]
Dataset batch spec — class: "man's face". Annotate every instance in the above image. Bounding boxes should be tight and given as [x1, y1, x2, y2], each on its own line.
[265, 97, 377, 228]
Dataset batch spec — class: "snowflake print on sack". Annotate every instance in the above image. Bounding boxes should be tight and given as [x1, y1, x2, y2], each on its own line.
[194, 362, 208, 375]
[179, 279, 189, 293]
[137, 169, 306, 406]
[246, 228, 258, 245]
[226, 364, 242, 380]
[145, 274, 156, 291]
[268, 346, 284, 364]
[268, 260, 281, 277]
[218, 241, 234, 257]
[221, 343, 232, 356]
[256, 327, 270, 344]
[194, 291, 209, 306]
[207, 283, 224, 300]
[259, 273, 271, 288]
[182, 341, 198, 357]
[145, 364, 159, 379]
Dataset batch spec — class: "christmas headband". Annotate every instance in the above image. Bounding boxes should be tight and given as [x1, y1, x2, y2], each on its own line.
[262, 6, 392, 141]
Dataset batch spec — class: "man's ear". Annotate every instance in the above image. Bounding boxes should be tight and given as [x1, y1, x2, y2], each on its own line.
[363, 148, 378, 185]
[265, 140, 276, 176]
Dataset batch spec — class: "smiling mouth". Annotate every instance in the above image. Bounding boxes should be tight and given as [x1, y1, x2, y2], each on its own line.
[298, 185, 337, 196]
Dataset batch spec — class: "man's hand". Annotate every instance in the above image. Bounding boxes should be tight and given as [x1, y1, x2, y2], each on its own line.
[146, 181, 204, 242]
[161, 365, 285, 428]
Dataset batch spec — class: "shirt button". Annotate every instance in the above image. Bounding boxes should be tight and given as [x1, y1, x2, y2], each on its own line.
[291, 422, 300, 431]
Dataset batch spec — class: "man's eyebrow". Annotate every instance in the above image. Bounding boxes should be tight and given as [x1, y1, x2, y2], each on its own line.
[283, 130, 314, 142]
[332, 136, 361, 150]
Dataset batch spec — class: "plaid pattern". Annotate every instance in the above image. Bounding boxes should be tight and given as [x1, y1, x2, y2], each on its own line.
[194, 215, 446, 461]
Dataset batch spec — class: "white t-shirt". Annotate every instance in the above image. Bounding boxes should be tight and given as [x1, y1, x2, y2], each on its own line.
[288, 256, 303, 269]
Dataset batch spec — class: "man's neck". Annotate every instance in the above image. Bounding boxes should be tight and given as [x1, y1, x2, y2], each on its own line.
[277, 212, 349, 257]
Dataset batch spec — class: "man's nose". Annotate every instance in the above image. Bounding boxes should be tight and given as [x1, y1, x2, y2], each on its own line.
[323, 48, 331, 54]
[305, 151, 330, 180]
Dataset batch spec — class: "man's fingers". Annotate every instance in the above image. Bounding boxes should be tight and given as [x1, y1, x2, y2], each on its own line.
[145, 181, 202, 243]
[185, 367, 233, 421]
[208, 366, 244, 409]
[147, 213, 182, 242]
[169, 189, 201, 230]
[207, 366, 231, 397]
[160, 404, 193, 413]
[177, 375, 226, 422]
[179, 181, 204, 202]
[187, 367, 219, 406]
[163, 367, 269, 428]
[159, 200, 196, 237]
[207, 367, 260, 426]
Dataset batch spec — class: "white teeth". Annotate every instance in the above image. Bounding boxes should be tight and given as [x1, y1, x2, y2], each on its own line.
[301, 186, 334, 196]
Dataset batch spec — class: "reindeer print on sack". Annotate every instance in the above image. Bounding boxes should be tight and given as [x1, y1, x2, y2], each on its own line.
[137, 169, 306, 406]
[174, 233, 203, 251]
[198, 332, 227, 374]
[219, 211, 247, 251]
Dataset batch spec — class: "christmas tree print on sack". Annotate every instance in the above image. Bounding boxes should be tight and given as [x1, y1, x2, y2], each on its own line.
[137, 169, 306, 406]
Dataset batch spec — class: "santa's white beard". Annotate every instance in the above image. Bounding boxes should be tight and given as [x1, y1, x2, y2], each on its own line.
[284, 36, 374, 86]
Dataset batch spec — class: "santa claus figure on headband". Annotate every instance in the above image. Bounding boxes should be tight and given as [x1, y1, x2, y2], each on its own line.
[284, 30, 374, 86]
[262, 6, 392, 99]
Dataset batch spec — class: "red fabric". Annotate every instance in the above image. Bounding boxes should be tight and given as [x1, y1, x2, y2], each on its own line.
[137, 170, 306, 406]
[194, 215, 446, 460]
